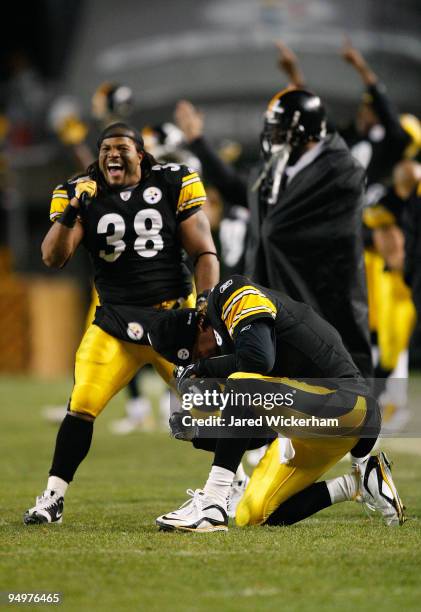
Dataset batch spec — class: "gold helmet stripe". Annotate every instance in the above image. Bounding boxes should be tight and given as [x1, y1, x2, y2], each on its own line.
[267, 86, 296, 112]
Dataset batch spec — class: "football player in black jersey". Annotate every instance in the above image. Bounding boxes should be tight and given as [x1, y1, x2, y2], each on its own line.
[48, 83, 157, 433]
[363, 160, 420, 430]
[24, 122, 219, 525]
[148, 275, 405, 532]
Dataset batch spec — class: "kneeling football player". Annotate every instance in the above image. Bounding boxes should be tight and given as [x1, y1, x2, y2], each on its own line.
[149, 275, 405, 532]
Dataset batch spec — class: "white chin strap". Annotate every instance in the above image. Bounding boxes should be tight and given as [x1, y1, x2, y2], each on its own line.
[267, 145, 291, 205]
[252, 143, 291, 204]
[252, 110, 301, 203]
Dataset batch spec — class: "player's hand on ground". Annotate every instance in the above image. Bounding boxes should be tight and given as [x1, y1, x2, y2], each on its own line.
[174, 100, 204, 143]
[75, 179, 97, 204]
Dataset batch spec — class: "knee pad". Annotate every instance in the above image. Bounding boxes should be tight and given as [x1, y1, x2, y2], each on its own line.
[70, 383, 108, 418]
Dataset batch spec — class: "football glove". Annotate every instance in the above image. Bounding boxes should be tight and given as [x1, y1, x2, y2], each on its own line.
[175, 363, 197, 393]
[175, 362, 203, 394]
[169, 410, 198, 441]
[196, 289, 210, 313]
[75, 179, 97, 203]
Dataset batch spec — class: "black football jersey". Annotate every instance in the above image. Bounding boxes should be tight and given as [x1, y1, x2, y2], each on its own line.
[50, 163, 206, 306]
[207, 275, 368, 394]
[363, 186, 408, 231]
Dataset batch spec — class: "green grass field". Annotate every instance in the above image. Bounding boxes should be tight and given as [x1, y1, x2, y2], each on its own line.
[1, 375, 421, 611]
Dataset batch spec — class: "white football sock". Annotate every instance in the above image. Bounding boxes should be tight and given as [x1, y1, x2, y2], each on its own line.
[47, 476, 68, 497]
[203, 466, 235, 508]
[234, 462, 247, 483]
[326, 473, 358, 504]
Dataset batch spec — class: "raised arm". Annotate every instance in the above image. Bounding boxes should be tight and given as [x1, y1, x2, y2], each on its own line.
[341, 38, 408, 138]
[275, 40, 306, 88]
[342, 37, 378, 87]
[175, 100, 248, 207]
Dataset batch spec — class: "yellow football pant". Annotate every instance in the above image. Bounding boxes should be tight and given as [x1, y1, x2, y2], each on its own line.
[364, 251, 416, 370]
[230, 373, 366, 526]
[70, 294, 195, 418]
[376, 271, 416, 371]
[365, 249, 384, 334]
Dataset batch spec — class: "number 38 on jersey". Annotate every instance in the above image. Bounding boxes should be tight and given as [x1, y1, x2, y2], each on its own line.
[97, 208, 163, 261]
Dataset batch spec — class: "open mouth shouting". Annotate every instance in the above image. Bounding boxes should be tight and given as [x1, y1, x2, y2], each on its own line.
[106, 161, 125, 183]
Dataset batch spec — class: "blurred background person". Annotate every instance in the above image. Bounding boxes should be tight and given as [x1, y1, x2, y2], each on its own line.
[403, 169, 421, 360]
[339, 38, 418, 203]
[175, 100, 250, 278]
[363, 160, 421, 430]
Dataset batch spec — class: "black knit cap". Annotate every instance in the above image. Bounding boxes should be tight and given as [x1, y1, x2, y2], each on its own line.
[148, 309, 199, 365]
[97, 122, 144, 151]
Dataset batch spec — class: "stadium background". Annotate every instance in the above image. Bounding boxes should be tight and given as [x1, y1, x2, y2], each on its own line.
[1, 1, 421, 610]
[1, 0, 421, 376]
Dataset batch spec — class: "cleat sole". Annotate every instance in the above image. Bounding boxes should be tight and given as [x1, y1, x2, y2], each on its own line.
[156, 519, 228, 533]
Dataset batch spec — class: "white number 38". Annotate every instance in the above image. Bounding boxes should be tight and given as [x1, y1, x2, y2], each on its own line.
[97, 209, 164, 261]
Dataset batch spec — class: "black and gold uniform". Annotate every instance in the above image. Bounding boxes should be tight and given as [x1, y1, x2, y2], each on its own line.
[150, 275, 379, 526]
[363, 189, 416, 373]
[209, 277, 376, 525]
[206, 275, 368, 392]
[51, 164, 203, 306]
[50, 163, 205, 417]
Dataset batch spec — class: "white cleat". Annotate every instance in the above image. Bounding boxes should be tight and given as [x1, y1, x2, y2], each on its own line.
[156, 489, 228, 532]
[109, 413, 156, 434]
[24, 490, 64, 525]
[109, 397, 156, 435]
[227, 475, 250, 519]
[354, 452, 406, 526]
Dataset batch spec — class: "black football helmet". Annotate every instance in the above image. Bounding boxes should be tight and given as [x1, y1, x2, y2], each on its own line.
[92, 82, 134, 122]
[261, 88, 327, 156]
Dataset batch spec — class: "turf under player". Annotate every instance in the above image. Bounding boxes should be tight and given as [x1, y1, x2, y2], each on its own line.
[24, 122, 219, 524]
[149, 275, 405, 532]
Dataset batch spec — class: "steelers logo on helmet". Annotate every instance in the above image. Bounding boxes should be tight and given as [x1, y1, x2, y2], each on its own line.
[143, 186, 162, 204]
[92, 82, 134, 122]
[177, 348, 190, 361]
[127, 322, 144, 341]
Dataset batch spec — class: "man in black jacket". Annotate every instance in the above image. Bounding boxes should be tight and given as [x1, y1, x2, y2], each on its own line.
[175, 92, 372, 378]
